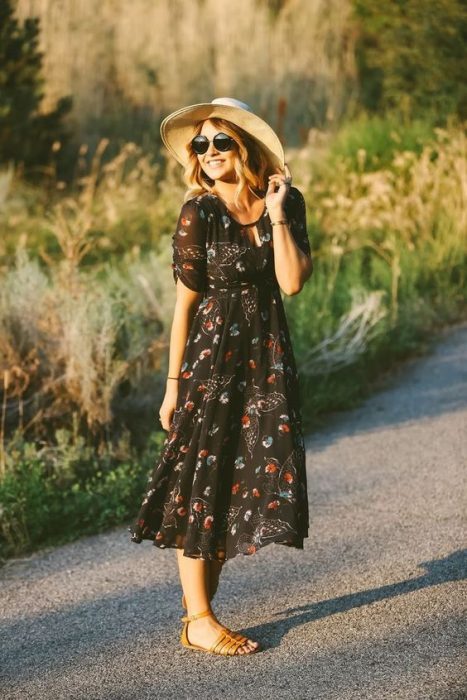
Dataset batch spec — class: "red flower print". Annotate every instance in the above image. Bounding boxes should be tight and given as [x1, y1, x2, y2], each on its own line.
[203, 301, 214, 314]
[241, 415, 250, 426]
[279, 423, 290, 433]
[197, 384, 207, 392]
[181, 216, 191, 226]
[175, 494, 184, 503]
[204, 515, 214, 529]
[155, 531, 164, 540]
[283, 471, 294, 483]
[177, 506, 187, 516]
[182, 371, 193, 379]
[267, 374, 276, 383]
[193, 501, 204, 512]
[246, 544, 257, 554]
[231, 482, 240, 494]
[248, 359, 256, 368]
[265, 462, 278, 473]
[267, 500, 280, 510]
[199, 449, 209, 457]
[225, 350, 233, 361]
[252, 488, 261, 497]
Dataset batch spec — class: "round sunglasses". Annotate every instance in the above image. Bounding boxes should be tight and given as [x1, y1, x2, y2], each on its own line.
[191, 132, 236, 155]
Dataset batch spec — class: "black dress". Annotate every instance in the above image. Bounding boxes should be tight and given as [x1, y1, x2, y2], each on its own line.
[128, 186, 312, 561]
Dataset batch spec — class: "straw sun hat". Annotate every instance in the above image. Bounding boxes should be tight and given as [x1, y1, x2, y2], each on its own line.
[160, 97, 285, 171]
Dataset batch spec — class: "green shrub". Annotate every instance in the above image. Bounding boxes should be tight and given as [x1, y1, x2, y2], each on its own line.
[0, 427, 167, 562]
[353, 0, 467, 122]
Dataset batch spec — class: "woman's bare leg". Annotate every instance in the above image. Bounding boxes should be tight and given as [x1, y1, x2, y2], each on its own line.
[208, 559, 224, 600]
[176, 548, 259, 653]
[181, 558, 223, 605]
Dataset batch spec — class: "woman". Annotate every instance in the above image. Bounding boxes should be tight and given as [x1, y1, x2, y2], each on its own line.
[128, 97, 313, 656]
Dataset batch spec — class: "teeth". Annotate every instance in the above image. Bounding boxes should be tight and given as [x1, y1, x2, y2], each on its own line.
[209, 160, 224, 166]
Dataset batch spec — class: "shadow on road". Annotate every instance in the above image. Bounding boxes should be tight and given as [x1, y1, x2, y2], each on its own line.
[246, 549, 467, 649]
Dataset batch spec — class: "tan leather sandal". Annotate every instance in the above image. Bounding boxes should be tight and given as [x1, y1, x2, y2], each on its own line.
[181, 594, 253, 644]
[180, 608, 260, 655]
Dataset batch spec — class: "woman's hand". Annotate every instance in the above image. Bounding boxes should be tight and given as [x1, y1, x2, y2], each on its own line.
[265, 163, 293, 217]
[158, 382, 178, 431]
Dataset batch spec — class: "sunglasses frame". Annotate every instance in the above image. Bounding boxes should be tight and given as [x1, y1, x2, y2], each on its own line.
[191, 132, 236, 155]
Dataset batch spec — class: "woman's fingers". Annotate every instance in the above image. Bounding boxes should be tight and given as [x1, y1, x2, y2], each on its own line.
[158, 410, 173, 431]
[266, 177, 277, 194]
[268, 176, 287, 188]
[268, 166, 292, 187]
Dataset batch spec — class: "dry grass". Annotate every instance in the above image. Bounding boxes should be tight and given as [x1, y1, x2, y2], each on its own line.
[15, 0, 357, 140]
[292, 125, 467, 330]
[0, 240, 174, 456]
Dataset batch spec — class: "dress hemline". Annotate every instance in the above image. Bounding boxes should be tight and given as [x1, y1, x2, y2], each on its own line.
[127, 526, 308, 562]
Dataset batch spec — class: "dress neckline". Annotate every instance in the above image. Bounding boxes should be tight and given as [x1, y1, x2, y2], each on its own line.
[212, 193, 267, 226]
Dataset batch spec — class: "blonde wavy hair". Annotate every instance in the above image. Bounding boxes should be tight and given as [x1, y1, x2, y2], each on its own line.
[182, 117, 277, 206]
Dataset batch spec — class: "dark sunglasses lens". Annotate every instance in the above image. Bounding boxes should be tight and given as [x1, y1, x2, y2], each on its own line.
[213, 133, 234, 151]
[191, 133, 234, 155]
[191, 136, 209, 154]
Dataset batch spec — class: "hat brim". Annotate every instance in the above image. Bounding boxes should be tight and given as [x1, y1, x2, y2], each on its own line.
[160, 102, 285, 171]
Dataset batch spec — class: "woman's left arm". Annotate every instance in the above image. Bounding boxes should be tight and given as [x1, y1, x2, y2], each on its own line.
[267, 165, 313, 296]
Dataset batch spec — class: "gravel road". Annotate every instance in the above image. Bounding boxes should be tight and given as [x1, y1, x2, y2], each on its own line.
[1, 322, 466, 700]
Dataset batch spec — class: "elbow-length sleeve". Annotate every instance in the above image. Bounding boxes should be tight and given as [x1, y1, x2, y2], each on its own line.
[284, 186, 312, 259]
[171, 199, 208, 293]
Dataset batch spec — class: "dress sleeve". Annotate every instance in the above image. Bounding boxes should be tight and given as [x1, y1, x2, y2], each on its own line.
[283, 186, 312, 258]
[171, 199, 208, 293]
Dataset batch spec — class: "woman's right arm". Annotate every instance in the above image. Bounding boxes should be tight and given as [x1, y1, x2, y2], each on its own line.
[158, 199, 208, 431]
[159, 284, 203, 430]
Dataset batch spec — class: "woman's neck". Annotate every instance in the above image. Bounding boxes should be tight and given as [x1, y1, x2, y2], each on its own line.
[211, 182, 263, 211]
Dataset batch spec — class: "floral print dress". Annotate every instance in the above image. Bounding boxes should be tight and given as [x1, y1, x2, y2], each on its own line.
[128, 186, 312, 561]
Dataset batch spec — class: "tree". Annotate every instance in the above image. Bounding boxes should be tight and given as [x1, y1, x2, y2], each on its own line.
[0, 0, 72, 170]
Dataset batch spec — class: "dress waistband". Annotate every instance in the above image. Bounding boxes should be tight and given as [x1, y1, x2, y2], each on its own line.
[207, 278, 279, 293]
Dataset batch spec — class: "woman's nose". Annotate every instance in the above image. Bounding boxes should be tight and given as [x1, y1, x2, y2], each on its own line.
[205, 143, 220, 157]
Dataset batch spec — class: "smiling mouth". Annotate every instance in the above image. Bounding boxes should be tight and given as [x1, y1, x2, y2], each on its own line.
[207, 160, 225, 167]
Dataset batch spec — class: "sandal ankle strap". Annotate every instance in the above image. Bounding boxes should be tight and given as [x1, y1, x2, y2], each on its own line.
[181, 608, 213, 623]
